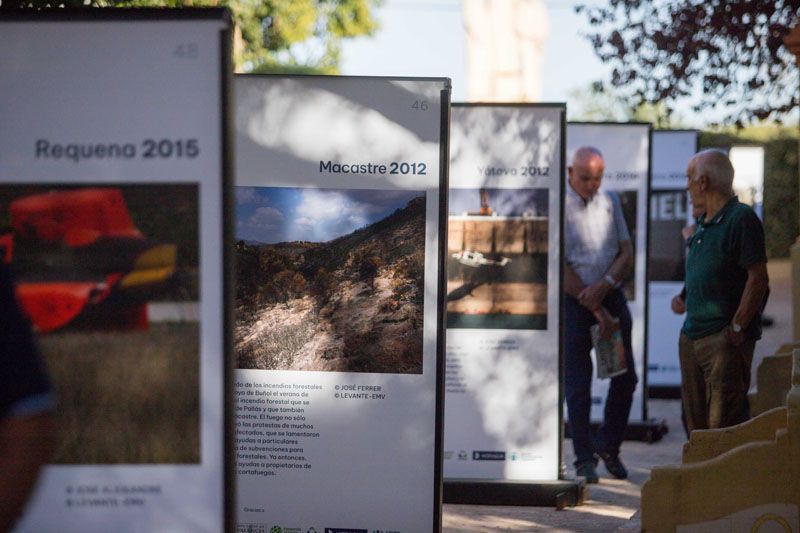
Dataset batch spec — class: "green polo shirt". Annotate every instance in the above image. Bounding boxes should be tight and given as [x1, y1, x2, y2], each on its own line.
[683, 197, 767, 340]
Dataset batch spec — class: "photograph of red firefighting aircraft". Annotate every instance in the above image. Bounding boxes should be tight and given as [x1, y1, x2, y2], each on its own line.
[0, 187, 177, 333]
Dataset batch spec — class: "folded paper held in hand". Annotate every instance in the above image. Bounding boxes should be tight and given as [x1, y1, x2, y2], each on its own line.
[590, 318, 628, 379]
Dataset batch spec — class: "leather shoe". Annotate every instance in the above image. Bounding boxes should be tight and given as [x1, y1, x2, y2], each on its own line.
[598, 451, 628, 479]
[575, 461, 598, 484]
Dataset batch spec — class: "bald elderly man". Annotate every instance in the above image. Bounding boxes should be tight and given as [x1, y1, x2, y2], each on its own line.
[564, 146, 637, 483]
[680, 149, 769, 432]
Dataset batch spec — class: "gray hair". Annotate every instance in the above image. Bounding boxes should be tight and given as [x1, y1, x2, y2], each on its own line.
[693, 149, 734, 195]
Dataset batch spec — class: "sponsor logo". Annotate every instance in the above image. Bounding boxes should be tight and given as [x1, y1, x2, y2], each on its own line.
[507, 451, 540, 462]
[324, 529, 368, 533]
[237, 525, 267, 533]
[457, 450, 468, 460]
[267, 527, 300, 533]
[307, 529, 318, 533]
[443, 451, 454, 460]
[472, 451, 506, 461]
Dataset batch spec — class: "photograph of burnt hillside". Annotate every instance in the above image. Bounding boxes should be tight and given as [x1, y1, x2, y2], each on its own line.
[447, 188, 549, 330]
[235, 187, 426, 374]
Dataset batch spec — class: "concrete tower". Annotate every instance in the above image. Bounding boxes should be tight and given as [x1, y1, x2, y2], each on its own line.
[464, 0, 549, 102]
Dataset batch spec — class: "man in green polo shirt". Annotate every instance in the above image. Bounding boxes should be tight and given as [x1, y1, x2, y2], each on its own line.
[679, 149, 769, 432]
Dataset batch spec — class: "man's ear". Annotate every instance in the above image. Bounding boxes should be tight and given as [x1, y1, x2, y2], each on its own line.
[698, 175, 708, 191]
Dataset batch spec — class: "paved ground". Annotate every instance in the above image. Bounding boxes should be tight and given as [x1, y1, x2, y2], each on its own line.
[442, 259, 793, 532]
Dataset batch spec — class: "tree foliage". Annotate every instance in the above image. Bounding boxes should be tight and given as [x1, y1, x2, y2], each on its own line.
[568, 81, 678, 126]
[355, 252, 381, 289]
[577, 1, 800, 126]
[1, 0, 380, 72]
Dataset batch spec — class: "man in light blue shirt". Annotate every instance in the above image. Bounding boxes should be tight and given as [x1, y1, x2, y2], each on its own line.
[564, 146, 637, 483]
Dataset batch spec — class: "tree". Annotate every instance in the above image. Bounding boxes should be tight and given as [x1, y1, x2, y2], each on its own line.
[311, 266, 333, 303]
[577, 1, 800, 126]
[355, 252, 381, 289]
[233, 0, 381, 73]
[568, 81, 680, 127]
[1, 0, 381, 73]
[271, 269, 306, 302]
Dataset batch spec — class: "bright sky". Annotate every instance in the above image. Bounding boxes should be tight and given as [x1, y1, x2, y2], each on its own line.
[236, 187, 422, 244]
[341, 0, 612, 115]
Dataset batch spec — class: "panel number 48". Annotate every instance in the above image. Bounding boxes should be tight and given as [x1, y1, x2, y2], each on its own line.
[174, 43, 198, 59]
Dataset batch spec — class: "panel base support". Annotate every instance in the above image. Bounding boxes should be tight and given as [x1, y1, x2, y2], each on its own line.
[648, 385, 681, 399]
[564, 418, 670, 443]
[443, 479, 586, 507]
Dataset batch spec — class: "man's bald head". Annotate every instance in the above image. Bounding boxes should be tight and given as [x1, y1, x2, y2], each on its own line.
[572, 146, 604, 167]
[688, 149, 734, 196]
[568, 146, 605, 201]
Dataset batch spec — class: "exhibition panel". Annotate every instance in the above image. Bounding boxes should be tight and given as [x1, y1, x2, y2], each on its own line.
[444, 103, 566, 483]
[566, 122, 651, 422]
[0, 10, 233, 532]
[648, 130, 698, 394]
[234, 75, 450, 532]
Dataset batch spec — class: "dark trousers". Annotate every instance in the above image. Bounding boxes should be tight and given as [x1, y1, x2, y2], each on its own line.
[565, 290, 638, 465]
[678, 330, 755, 432]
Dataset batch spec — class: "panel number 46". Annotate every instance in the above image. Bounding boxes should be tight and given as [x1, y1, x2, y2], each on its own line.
[412, 100, 429, 111]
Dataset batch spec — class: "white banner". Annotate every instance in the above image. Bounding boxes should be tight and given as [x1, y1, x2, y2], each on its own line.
[0, 12, 231, 532]
[444, 104, 564, 481]
[234, 75, 448, 532]
[648, 130, 698, 390]
[730, 145, 765, 220]
[566, 123, 650, 421]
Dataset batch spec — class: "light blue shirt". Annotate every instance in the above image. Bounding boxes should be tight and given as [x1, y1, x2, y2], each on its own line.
[565, 184, 631, 285]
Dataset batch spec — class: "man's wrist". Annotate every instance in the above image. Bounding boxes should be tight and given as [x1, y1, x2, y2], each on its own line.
[731, 321, 743, 333]
[604, 274, 618, 288]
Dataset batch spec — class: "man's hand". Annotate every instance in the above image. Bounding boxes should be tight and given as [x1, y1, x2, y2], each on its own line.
[592, 306, 616, 341]
[671, 294, 686, 314]
[726, 325, 746, 346]
[579, 279, 611, 312]
[727, 262, 768, 348]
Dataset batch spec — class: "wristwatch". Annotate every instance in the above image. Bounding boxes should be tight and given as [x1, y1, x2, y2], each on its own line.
[731, 322, 743, 333]
[604, 274, 618, 288]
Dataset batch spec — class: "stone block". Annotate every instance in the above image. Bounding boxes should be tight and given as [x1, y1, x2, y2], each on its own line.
[640, 350, 800, 532]
[750, 352, 792, 416]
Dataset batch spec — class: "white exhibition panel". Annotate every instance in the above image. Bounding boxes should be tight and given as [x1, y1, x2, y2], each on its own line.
[566, 123, 650, 421]
[234, 75, 447, 532]
[443, 104, 564, 481]
[730, 145, 765, 219]
[0, 15, 229, 533]
[648, 130, 698, 389]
